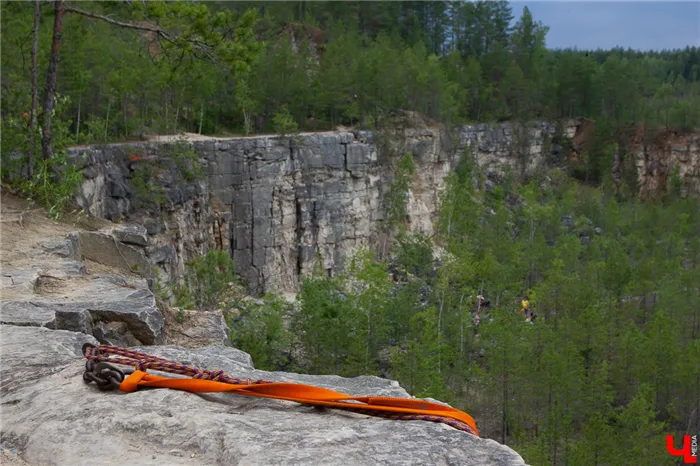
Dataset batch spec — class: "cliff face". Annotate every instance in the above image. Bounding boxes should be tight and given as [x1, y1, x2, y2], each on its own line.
[628, 126, 700, 199]
[68, 119, 699, 293]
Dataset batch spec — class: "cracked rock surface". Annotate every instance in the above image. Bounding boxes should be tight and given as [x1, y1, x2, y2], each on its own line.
[0, 325, 527, 466]
[0, 195, 224, 348]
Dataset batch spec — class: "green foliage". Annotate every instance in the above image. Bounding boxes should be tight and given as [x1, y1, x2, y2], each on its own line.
[271, 105, 299, 137]
[1, 95, 82, 218]
[183, 250, 241, 311]
[0, 117, 35, 180]
[126, 139, 202, 208]
[3, 2, 699, 138]
[384, 152, 415, 233]
[668, 165, 684, 199]
[21, 152, 83, 219]
[229, 294, 294, 370]
[2, 4, 699, 461]
[168, 138, 203, 182]
[128, 158, 166, 209]
[393, 231, 434, 279]
[173, 283, 195, 311]
[268, 169, 700, 464]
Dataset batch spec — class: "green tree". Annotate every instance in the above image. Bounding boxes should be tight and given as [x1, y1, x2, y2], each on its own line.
[37, 1, 261, 160]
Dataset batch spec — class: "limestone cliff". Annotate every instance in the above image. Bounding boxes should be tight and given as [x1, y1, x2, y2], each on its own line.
[68, 120, 699, 293]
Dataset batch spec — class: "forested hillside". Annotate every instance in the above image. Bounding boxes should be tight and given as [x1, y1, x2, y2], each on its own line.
[2, 2, 700, 465]
[229, 156, 700, 465]
[2, 0, 699, 144]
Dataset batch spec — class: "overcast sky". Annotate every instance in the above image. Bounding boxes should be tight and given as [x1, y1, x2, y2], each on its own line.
[512, 2, 700, 51]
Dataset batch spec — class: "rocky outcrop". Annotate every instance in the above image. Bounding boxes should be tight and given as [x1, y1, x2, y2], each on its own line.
[0, 194, 232, 350]
[0, 205, 165, 345]
[68, 121, 576, 293]
[68, 119, 700, 293]
[627, 127, 700, 199]
[0, 245, 164, 345]
[0, 325, 528, 465]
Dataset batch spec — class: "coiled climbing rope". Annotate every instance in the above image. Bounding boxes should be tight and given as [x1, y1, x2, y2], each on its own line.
[82, 344, 479, 437]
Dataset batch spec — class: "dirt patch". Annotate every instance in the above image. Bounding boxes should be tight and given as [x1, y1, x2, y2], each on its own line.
[1, 194, 78, 267]
[1, 193, 112, 269]
[0, 450, 31, 466]
[1, 192, 142, 304]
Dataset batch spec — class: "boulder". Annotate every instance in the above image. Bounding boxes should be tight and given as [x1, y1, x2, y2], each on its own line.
[112, 224, 149, 246]
[72, 231, 152, 277]
[0, 325, 527, 466]
[38, 239, 76, 258]
[0, 301, 55, 328]
[51, 289, 164, 345]
[167, 309, 230, 347]
[54, 308, 93, 335]
[1, 275, 164, 345]
[92, 320, 142, 347]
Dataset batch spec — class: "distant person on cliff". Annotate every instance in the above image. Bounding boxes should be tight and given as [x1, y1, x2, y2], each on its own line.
[473, 295, 490, 333]
[521, 295, 536, 323]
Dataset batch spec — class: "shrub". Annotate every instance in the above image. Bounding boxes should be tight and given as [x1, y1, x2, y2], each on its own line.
[272, 105, 299, 137]
[184, 250, 241, 311]
[229, 294, 294, 370]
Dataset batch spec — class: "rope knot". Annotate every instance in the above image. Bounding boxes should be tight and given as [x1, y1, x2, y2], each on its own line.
[136, 360, 150, 372]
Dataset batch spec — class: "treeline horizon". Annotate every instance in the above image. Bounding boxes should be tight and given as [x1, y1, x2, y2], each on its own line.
[2, 1, 699, 147]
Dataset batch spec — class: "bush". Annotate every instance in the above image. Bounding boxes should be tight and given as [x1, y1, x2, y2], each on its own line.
[169, 138, 203, 182]
[20, 152, 83, 218]
[184, 250, 241, 311]
[229, 294, 294, 370]
[128, 158, 167, 209]
[1, 95, 82, 218]
[272, 105, 299, 137]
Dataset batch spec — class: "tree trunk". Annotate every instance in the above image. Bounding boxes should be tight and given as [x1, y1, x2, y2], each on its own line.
[123, 97, 128, 138]
[75, 93, 81, 143]
[198, 102, 204, 134]
[40, 0, 65, 161]
[501, 341, 508, 444]
[29, 0, 41, 175]
[437, 289, 444, 373]
[105, 99, 111, 142]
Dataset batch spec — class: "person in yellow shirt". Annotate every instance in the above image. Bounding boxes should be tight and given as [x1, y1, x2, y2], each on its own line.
[521, 295, 533, 323]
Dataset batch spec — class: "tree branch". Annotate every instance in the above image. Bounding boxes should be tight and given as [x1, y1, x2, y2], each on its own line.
[65, 6, 225, 68]
[64, 6, 176, 44]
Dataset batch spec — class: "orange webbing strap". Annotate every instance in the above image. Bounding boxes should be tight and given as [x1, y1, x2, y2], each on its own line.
[121, 370, 479, 436]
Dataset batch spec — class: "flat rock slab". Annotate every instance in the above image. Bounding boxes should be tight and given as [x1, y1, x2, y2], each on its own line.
[72, 231, 152, 278]
[168, 310, 230, 347]
[0, 301, 55, 328]
[49, 290, 164, 345]
[112, 224, 149, 246]
[1, 326, 527, 466]
[2, 277, 164, 345]
[0, 268, 41, 297]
